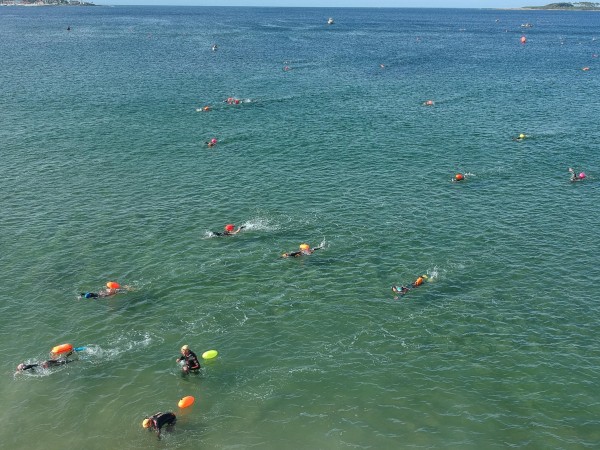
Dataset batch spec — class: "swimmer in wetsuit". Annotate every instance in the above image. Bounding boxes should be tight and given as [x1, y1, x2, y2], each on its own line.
[392, 275, 428, 299]
[282, 243, 323, 258]
[176, 345, 201, 374]
[80, 283, 129, 299]
[142, 412, 177, 438]
[16, 354, 73, 373]
[568, 167, 586, 182]
[391, 285, 410, 296]
[80, 288, 122, 299]
[213, 224, 244, 237]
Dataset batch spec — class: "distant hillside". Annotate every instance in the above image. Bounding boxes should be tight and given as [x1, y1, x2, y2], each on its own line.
[524, 2, 600, 9]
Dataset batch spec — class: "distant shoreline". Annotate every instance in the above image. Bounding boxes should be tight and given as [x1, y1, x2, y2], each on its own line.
[498, 7, 600, 9]
[511, 2, 600, 10]
[0, 1, 95, 5]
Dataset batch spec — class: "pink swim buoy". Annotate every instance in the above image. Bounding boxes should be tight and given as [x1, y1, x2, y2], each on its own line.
[211, 138, 217, 144]
[579, 172, 586, 179]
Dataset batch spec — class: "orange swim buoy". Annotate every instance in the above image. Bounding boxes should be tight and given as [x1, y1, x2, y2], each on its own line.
[455, 173, 464, 181]
[106, 281, 120, 289]
[51, 343, 73, 356]
[414, 277, 424, 286]
[178, 396, 195, 408]
[520, 36, 527, 44]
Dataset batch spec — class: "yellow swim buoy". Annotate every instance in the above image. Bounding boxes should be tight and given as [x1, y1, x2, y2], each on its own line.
[202, 350, 218, 359]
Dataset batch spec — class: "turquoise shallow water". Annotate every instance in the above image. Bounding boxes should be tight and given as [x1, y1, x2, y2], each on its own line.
[1, 6, 600, 449]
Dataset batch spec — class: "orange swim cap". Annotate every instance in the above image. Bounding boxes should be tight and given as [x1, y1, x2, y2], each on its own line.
[299, 243, 310, 251]
[225, 224, 235, 232]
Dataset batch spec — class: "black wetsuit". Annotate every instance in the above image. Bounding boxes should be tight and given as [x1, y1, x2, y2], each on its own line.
[148, 412, 177, 435]
[284, 246, 321, 258]
[213, 226, 244, 237]
[20, 359, 70, 371]
[177, 350, 201, 372]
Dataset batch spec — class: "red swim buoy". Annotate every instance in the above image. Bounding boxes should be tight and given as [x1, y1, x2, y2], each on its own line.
[455, 173, 464, 181]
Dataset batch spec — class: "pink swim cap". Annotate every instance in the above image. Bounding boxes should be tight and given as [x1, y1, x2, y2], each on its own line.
[579, 172, 586, 179]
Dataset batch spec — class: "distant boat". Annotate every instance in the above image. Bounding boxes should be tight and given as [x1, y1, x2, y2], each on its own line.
[327, 18, 334, 25]
[211, 44, 218, 51]
[521, 23, 533, 28]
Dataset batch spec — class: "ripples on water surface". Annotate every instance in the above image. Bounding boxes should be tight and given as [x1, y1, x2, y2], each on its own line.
[1, 6, 599, 449]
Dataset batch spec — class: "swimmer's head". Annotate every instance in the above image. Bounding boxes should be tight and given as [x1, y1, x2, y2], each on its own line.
[519, 133, 525, 139]
[142, 419, 152, 428]
[299, 243, 310, 251]
[84, 293, 92, 299]
[225, 224, 235, 232]
[17, 363, 25, 371]
[181, 345, 189, 353]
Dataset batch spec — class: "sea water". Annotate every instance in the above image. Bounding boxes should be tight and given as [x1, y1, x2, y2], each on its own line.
[0, 6, 599, 449]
